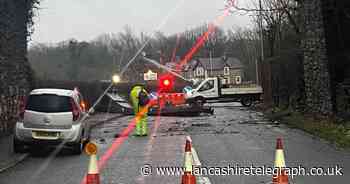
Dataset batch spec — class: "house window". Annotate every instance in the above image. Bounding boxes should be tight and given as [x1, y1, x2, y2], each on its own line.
[224, 67, 230, 75]
[196, 67, 204, 76]
[235, 76, 242, 84]
[221, 77, 230, 85]
[221, 78, 226, 85]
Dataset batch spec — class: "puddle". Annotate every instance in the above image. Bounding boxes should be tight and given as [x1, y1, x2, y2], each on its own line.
[191, 123, 212, 127]
[229, 130, 240, 134]
[238, 120, 277, 125]
[167, 127, 185, 132]
[157, 132, 185, 137]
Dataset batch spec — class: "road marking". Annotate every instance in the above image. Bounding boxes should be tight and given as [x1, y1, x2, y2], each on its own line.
[189, 136, 212, 184]
[191, 147, 201, 166]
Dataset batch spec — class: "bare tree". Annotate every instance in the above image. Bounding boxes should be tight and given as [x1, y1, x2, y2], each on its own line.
[225, 0, 304, 108]
[227, 28, 260, 81]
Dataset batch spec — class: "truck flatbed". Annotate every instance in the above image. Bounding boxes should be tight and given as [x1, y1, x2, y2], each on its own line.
[221, 86, 263, 95]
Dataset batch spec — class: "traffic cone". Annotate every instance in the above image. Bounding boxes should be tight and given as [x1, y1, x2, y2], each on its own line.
[181, 137, 196, 184]
[86, 143, 100, 184]
[272, 138, 289, 184]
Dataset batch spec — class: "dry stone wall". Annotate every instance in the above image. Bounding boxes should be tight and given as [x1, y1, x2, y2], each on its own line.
[300, 0, 333, 115]
[0, 1, 36, 134]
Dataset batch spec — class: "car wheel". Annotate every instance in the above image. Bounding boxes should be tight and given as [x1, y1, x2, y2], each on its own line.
[241, 96, 253, 107]
[13, 138, 26, 153]
[83, 129, 91, 147]
[72, 138, 83, 155]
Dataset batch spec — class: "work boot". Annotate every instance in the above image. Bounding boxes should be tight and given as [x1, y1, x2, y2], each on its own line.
[141, 131, 148, 136]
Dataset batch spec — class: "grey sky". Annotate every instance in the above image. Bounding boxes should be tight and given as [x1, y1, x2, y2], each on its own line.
[31, 0, 253, 44]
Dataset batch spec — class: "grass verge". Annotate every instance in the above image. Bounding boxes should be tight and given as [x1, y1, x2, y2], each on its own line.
[266, 109, 350, 149]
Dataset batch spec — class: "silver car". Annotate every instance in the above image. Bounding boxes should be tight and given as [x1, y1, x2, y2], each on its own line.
[13, 88, 89, 154]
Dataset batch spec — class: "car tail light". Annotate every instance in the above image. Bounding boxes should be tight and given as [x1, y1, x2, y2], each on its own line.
[80, 101, 86, 112]
[70, 99, 80, 121]
[19, 96, 27, 119]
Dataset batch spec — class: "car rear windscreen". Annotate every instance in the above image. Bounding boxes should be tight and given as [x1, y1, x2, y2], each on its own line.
[26, 94, 72, 113]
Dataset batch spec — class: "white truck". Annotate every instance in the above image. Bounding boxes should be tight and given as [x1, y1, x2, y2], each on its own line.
[185, 77, 263, 107]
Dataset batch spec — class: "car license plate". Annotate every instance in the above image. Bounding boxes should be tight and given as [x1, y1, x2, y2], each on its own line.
[32, 131, 59, 139]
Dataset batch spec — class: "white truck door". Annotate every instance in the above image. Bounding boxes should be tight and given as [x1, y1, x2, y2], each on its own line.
[197, 79, 218, 99]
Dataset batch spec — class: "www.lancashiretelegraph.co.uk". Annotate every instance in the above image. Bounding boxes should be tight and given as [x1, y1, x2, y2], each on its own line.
[141, 164, 343, 178]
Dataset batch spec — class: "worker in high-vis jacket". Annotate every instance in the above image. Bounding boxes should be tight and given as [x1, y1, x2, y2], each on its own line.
[130, 84, 150, 136]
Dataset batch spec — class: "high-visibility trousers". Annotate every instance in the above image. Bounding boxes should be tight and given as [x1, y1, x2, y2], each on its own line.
[130, 86, 148, 136]
[135, 107, 148, 136]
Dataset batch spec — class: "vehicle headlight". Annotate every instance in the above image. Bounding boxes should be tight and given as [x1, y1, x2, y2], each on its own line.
[149, 92, 158, 100]
[185, 90, 192, 98]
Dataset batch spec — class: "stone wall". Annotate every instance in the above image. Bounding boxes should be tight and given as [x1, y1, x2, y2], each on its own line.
[0, 1, 35, 135]
[300, 0, 333, 115]
[0, 60, 33, 135]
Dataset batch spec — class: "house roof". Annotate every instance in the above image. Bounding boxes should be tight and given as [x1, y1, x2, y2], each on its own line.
[197, 58, 227, 70]
[225, 57, 243, 69]
[183, 59, 197, 71]
[184, 57, 243, 71]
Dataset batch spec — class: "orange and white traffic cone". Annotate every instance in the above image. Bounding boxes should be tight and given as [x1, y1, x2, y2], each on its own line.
[272, 138, 289, 184]
[181, 137, 196, 184]
[85, 142, 100, 184]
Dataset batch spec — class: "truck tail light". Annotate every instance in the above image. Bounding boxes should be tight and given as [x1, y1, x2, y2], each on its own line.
[159, 75, 174, 92]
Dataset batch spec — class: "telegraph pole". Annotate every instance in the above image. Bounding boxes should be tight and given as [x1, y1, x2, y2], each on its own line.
[257, 0, 264, 85]
[259, 0, 264, 61]
[209, 50, 213, 77]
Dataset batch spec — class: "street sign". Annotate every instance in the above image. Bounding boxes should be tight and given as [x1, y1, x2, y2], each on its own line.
[144, 70, 157, 81]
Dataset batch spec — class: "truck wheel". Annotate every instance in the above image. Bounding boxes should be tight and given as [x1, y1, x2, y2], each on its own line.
[241, 97, 253, 107]
[195, 97, 206, 107]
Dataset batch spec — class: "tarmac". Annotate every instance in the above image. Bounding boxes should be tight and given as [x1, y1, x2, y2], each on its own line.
[0, 134, 28, 173]
[0, 113, 123, 174]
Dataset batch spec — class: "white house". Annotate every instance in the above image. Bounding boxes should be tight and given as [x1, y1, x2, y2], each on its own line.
[182, 56, 244, 85]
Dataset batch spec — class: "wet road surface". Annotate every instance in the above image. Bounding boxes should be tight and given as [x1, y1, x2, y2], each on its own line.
[0, 103, 349, 184]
